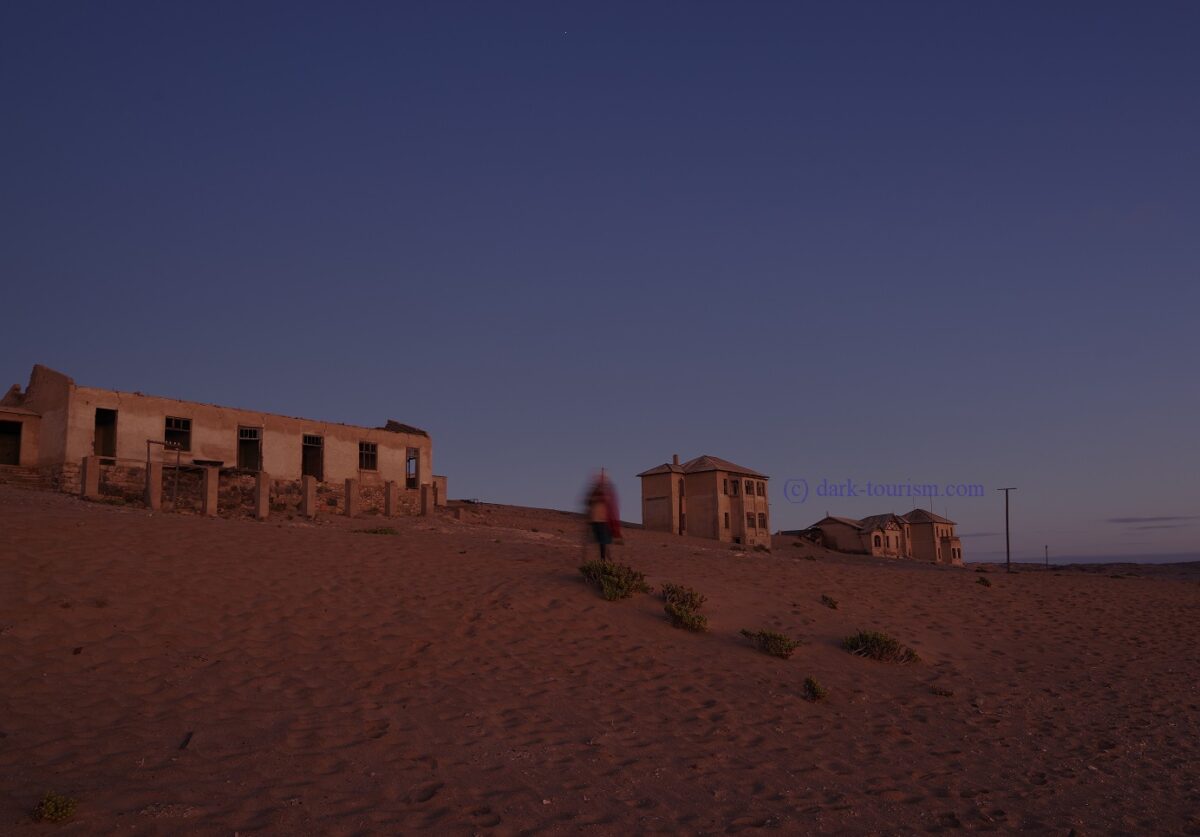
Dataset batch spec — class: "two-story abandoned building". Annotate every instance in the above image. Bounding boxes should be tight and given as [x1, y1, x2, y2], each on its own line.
[0, 365, 446, 516]
[798, 508, 963, 565]
[638, 454, 770, 547]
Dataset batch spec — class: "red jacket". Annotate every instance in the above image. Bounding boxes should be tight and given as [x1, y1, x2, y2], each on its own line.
[604, 483, 622, 539]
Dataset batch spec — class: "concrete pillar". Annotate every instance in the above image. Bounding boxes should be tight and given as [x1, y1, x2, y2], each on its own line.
[301, 475, 317, 519]
[202, 466, 219, 517]
[145, 462, 162, 511]
[420, 483, 433, 516]
[384, 481, 399, 517]
[255, 472, 270, 521]
[81, 456, 101, 499]
[344, 478, 359, 518]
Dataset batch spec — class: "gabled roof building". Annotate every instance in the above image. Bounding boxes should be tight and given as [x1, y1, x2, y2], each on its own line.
[797, 509, 963, 565]
[638, 454, 770, 547]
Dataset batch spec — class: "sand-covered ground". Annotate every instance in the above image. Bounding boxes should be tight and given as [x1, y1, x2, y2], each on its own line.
[2, 485, 1198, 835]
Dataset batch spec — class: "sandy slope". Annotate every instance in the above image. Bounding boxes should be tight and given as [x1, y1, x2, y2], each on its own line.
[1, 486, 1198, 835]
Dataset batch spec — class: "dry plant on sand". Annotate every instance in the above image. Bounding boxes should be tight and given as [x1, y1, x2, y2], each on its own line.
[740, 629, 801, 659]
[32, 791, 77, 823]
[579, 561, 651, 601]
[660, 583, 708, 632]
[842, 630, 920, 663]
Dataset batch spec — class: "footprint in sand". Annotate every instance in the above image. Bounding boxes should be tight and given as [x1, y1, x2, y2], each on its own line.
[471, 805, 502, 827]
[405, 780, 443, 804]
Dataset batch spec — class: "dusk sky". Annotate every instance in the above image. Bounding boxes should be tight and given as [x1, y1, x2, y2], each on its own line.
[3, 2, 1197, 561]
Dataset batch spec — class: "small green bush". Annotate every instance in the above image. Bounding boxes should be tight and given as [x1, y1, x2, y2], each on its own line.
[802, 677, 828, 702]
[665, 602, 708, 631]
[660, 583, 705, 611]
[753, 544, 770, 553]
[740, 629, 801, 659]
[356, 527, 399, 535]
[579, 561, 651, 601]
[33, 791, 77, 823]
[842, 630, 920, 663]
[976, 576, 992, 587]
[820, 594, 839, 610]
[659, 582, 707, 631]
[325, 497, 338, 507]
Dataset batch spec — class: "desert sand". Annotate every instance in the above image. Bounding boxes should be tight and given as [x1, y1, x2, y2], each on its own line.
[1, 484, 1198, 835]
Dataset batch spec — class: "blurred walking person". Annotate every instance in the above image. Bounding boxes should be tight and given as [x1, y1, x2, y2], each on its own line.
[585, 471, 622, 561]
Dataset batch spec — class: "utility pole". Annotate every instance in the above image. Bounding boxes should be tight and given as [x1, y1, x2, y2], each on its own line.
[1044, 544, 1049, 568]
[997, 487, 1017, 573]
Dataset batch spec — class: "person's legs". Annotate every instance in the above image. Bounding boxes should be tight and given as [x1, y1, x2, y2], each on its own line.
[591, 522, 610, 561]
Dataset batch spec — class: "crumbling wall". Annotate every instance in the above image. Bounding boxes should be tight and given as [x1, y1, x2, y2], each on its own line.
[97, 462, 146, 505]
[218, 472, 259, 518]
[161, 466, 204, 515]
[48, 462, 81, 494]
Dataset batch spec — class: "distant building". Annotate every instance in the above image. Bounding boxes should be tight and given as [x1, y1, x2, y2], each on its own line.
[796, 509, 963, 565]
[638, 454, 770, 547]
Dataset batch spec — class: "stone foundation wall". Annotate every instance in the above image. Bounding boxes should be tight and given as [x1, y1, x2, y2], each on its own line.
[46, 462, 428, 521]
[98, 462, 147, 504]
[48, 462, 82, 494]
[162, 466, 203, 514]
[217, 472, 259, 518]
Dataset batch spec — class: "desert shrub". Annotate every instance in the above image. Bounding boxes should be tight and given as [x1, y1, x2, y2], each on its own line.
[753, 544, 770, 553]
[356, 527, 398, 535]
[579, 561, 651, 601]
[665, 602, 708, 631]
[820, 594, 839, 610]
[976, 576, 992, 587]
[659, 582, 707, 631]
[325, 497, 338, 508]
[802, 677, 828, 702]
[660, 583, 705, 611]
[802, 555, 817, 562]
[931, 685, 954, 697]
[32, 791, 77, 823]
[740, 629, 800, 659]
[842, 630, 920, 663]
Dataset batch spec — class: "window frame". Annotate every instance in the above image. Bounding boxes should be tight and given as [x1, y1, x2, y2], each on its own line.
[358, 441, 378, 472]
[164, 416, 192, 452]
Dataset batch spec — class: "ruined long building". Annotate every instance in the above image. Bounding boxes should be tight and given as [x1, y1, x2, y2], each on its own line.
[0, 365, 446, 518]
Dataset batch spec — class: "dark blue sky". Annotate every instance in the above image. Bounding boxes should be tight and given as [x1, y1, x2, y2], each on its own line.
[3, 2, 1198, 560]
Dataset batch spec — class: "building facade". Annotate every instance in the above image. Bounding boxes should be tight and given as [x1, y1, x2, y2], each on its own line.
[0, 365, 444, 514]
[638, 454, 770, 547]
[797, 509, 963, 565]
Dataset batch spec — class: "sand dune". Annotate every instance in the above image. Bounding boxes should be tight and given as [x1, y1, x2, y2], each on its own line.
[1, 486, 1198, 834]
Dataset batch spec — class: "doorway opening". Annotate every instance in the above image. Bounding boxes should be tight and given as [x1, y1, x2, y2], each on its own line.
[302, 434, 323, 481]
[94, 409, 117, 459]
[238, 427, 262, 471]
[0, 421, 21, 465]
